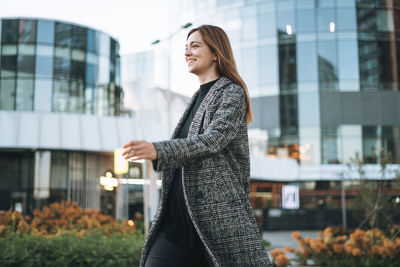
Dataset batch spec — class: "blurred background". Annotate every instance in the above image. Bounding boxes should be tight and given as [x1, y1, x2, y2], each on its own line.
[0, 0, 399, 234]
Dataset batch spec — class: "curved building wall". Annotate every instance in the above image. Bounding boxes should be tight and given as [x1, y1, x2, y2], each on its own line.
[0, 18, 122, 116]
[173, 0, 400, 168]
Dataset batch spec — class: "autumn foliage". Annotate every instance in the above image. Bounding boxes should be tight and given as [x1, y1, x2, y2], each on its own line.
[271, 226, 400, 267]
[0, 200, 136, 237]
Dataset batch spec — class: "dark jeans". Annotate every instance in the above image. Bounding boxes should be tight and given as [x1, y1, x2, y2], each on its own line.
[144, 231, 212, 267]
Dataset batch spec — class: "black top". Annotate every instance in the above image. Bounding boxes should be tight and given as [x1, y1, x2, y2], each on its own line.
[157, 78, 219, 247]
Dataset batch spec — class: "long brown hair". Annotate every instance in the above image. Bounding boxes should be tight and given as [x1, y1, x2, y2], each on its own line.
[187, 25, 253, 125]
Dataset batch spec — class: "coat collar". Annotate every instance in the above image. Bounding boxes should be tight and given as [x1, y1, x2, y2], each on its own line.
[171, 76, 233, 139]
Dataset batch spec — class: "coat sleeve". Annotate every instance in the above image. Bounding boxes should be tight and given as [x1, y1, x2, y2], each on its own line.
[151, 84, 247, 172]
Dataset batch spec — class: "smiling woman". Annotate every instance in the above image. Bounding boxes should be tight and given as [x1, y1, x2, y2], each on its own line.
[123, 25, 271, 267]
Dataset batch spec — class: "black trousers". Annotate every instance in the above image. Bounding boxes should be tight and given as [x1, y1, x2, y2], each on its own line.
[144, 231, 212, 267]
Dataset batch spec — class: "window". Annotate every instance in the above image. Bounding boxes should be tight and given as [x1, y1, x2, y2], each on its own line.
[318, 41, 338, 91]
[15, 78, 34, 111]
[37, 20, 54, 44]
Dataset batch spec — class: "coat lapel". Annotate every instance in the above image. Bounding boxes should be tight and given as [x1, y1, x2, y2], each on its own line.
[171, 76, 232, 139]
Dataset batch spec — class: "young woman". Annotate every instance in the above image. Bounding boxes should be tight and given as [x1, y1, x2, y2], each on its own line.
[123, 25, 271, 267]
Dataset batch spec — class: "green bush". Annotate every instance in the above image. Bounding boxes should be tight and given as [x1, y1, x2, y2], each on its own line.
[0, 231, 145, 267]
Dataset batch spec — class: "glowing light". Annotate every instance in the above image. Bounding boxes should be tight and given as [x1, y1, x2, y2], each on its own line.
[286, 25, 292, 35]
[330, 22, 335, 32]
[128, 220, 135, 227]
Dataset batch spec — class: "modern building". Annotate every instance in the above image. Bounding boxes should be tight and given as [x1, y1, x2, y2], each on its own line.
[167, 0, 400, 228]
[0, 18, 135, 217]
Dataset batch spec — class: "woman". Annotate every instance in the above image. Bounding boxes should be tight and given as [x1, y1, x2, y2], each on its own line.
[123, 25, 271, 267]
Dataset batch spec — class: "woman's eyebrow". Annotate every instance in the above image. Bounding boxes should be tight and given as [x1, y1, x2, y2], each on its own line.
[186, 41, 202, 47]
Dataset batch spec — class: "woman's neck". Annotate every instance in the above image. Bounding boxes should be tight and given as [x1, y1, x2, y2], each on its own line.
[197, 69, 220, 85]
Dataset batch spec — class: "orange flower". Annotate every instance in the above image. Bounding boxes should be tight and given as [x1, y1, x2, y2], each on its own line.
[270, 248, 284, 258]
[292, 231, 301, 240]
[351, 248, 362, 257]
[274, 254, 290, 267]
[17, 220, 30, 235]
[333, 244, 344, 254]
[284, 246, 295, 253]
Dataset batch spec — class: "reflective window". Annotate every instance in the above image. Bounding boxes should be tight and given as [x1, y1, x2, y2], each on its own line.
[279, 94, 298, 133]
[298, 93, 320, 125]
[382, 126, 400, 164]
[71, 60, 85, 81]
[2, 20, 18, 44]
[297, 9, 316, 32]
[0, 79, 16, 110]
[35, 45, 54, 78]
[87, 29, 98, 53]
[53, 80, 69, 112]
[241, 48, 257, 89]
[322, 127, 340, 164]
[297, 42, 318, 82]
[377, 41, 397, 90]
[0, 20, 2, 44]
[69, 79, 84, 113]
[50, 152, 68, 189]
[358, 41, 379, 91]
[336, 0, 356, 7]
[317, 8, 335, 32]
[37, 20, 54, 44]
[242, 17, 257, 40]
[71, 26, 86, 50]
[85, 85, 94, 114]
[17, 44, 35, 78]
[34, 79, 52, 112]
[54, 48, 71, 81]
[318, 41, 338, 90]
[258, 13, 276, 37]
[362, 126, 380, 163]
[376, 10, 394, 32]
[299, 126, 321, 165]
[338, 125, 362, 163]
[356, 8, 377, 33]
[337, 8, 357, 31]
[297, 0, 315, 9]
[316, 0, 335, 8]
[1, 45, 17, 77]
[18, 20, 36, 44]
[55, 23, 72, 47]
[279, 43, 297, 91]
[338, 40, 359, 91]
[277, 0, 295, 10]
[86, 53, 97, 86]
[98, 56, 110, 84]
[94, 85, 108, 116]
[259, 45, 278, 88]
[16, 78, 34, 111]
[99, 33, 110, 57]
[277, 10, 295, 37]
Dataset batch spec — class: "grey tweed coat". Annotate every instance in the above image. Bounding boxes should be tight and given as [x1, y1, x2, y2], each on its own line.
[139, 77, 272, 267]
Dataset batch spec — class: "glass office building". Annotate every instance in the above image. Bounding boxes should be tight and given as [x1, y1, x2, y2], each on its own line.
[0, 18, 128, 217]
[170, 0, 400, 218]
[0, 18, 122, 116]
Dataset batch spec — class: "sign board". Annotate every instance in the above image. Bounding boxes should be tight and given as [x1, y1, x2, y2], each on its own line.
[282, 185, 300, 209]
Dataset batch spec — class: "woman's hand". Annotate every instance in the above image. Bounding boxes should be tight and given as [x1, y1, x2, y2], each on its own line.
[122, 140, 157, 161]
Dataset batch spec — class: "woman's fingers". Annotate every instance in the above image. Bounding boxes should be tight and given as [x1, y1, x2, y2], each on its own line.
[121, 140, 156, 160]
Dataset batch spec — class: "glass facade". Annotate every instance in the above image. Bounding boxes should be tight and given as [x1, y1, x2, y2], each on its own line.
[0, 18, 122, 116]
[178, 0, 400, 166]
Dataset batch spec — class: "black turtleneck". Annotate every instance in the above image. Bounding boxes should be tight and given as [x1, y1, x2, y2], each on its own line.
[158, 78, 219, 248]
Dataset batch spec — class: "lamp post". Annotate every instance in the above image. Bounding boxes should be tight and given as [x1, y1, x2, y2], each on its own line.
[151, 22, 192, 136]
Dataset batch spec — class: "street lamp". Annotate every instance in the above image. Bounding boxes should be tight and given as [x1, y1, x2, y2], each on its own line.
[151, 22, 193, 136]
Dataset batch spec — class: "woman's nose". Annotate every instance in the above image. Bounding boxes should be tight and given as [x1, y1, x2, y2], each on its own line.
[184, 48, 191, 56]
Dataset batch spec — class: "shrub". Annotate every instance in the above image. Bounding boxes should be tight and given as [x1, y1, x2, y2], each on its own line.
[285, 226, 400, 267]
[0, 201, 145, 266]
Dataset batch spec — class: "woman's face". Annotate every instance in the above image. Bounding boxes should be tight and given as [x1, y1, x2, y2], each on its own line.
[185, 31, 217, 76]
